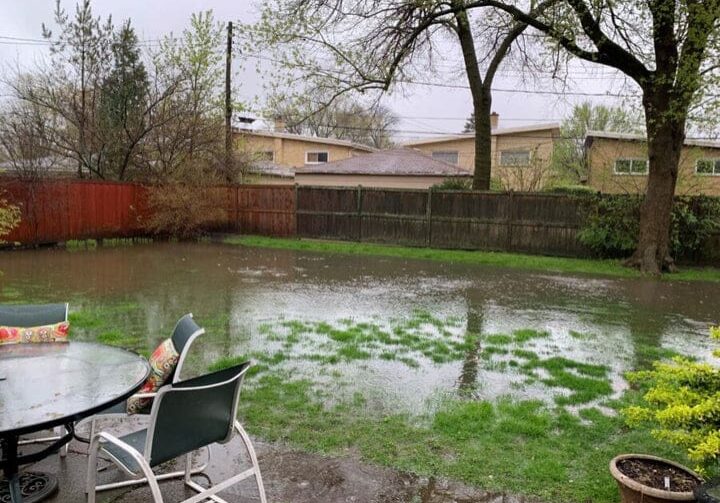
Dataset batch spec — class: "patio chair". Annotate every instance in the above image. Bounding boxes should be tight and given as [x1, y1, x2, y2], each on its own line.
[86, 362, 267, 503]
[76, 313, 212, 484]
[78, 313, 205, 440]
[0, 303, 70, 458]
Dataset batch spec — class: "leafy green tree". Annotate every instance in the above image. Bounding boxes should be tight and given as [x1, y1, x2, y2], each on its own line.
[42, 0, 113, 178]
[100, 20, 149, 179]
[553, 102, 642, 184]
[142, 10, 231, 182]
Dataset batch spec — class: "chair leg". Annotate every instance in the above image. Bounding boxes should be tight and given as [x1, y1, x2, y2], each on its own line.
[86, 435, 101, 503]
[87, 433, 164, 503]
[57, 426, 68, 457]
[234, 421, 267, 503]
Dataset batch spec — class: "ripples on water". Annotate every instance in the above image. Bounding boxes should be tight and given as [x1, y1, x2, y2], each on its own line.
[1, 242, 717, 413]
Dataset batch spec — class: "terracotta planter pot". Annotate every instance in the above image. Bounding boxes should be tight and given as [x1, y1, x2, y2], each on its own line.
[610, 454, 702, 503]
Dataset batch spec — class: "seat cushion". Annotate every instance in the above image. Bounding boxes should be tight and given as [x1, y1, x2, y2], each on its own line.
[101, 429, 147, 473]
[126, 338, 179, 414]
[0, 321, 70, 345]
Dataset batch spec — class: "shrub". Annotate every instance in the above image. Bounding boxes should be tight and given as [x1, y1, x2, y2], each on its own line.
[0, 190, 21, 243]
[578, 195, 720, 259]
[624, 327, 720, 473]
[544, 185, 597, 197]
[431, 177, 504, 191]
[144, 184, 228, 239]
[432, 178, 473, 191]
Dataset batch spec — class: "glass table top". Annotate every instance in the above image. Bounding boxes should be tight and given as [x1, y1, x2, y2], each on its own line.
[0, 342, 149, 435]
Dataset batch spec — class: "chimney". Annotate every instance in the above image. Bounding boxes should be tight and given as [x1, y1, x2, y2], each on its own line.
[490, 112, 499, 130]
[273, 116, 286, 132]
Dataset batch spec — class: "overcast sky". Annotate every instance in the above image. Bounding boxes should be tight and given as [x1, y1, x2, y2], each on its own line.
[0, 0, 643, 141]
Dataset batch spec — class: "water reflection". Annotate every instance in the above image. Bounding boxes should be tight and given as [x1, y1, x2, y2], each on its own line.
[1, 242, 718, 412]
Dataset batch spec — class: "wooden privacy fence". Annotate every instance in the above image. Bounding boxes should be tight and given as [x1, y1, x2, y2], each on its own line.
[2, 180, 295, 245]
[296, 186, 589, 256]
[2, 179, 588, 256]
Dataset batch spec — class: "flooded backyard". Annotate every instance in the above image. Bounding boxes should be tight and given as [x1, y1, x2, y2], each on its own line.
[1, 242, 716, 414]
[3, 241, 720, 502]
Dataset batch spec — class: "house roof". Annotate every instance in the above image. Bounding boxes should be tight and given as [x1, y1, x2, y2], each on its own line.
[234, 128, 377, 153]
[402, 123, 561, 147]
[296, 148, 471, 176]
[248, 161, 295, 178]
[586, 130, 720, 149]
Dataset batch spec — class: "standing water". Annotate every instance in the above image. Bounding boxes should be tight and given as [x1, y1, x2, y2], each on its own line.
[0, 242, 717, 414]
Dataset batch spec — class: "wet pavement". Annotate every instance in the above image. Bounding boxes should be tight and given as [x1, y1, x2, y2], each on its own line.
[28, 435, 535, 503]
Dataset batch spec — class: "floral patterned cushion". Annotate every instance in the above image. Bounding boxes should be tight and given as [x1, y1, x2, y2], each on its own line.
[0, 322, 70, 345]
[126, 338, 179, 414]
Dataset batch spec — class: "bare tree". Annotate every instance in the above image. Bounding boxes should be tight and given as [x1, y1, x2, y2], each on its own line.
[268, 91, 398, 148]
[460, 0, 720, 273]
[241, 0, 547, 188]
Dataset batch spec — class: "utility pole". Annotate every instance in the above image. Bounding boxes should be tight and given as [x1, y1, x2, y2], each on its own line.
[225, 21, 233, 183]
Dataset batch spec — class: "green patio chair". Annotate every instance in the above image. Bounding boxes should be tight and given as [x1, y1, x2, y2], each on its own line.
[76, 313, 210, 482]
[0, 303, 71, 458]
[86, 362, 267, 503]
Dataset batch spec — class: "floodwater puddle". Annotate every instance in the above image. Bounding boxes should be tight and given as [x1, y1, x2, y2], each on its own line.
[1, 242, 717, 415]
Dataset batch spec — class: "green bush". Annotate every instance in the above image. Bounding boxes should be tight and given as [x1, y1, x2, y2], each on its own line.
[544, 185, 597, 197]
[431, 177, 504, 191]
[624, 327, 720, 474]
[0, 190, 21, 243]
[578, 195, 720, 259]
[431, 178, 473, 191]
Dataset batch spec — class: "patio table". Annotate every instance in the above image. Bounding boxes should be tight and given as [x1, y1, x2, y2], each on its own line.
[0, 341, 149, 503]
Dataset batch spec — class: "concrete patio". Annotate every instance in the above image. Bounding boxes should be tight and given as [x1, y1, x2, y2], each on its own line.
[22, 430, 536, 503]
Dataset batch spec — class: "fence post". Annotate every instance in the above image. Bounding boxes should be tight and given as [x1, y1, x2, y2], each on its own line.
[426, 187, 433, 247]
[357, 185, 363, 242]
[234, 185, 240, 233]
[294, 183, 299, 238]
[506, 190, 515, 252]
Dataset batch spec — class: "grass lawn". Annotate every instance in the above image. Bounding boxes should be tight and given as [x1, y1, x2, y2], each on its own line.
[224, 235, 720, 282]
[62, 302, 701, 503]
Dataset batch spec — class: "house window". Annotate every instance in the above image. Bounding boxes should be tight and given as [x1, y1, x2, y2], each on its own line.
[614, 158, 648, 175]
[256, 151, 274, 162]
[696, 159, 720, 175]
[500, 150, 531, 166]
[305, 151, 329, 164]
[432, 151, 459, 165]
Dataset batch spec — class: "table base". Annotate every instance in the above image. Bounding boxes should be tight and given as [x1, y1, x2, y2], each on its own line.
[0, 472, 58, 503]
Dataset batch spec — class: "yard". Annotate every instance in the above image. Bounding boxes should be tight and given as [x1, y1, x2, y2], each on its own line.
[2, 239, 717, 502]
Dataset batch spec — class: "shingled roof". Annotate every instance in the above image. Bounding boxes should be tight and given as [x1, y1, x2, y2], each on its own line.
[296, 148, 471, 176]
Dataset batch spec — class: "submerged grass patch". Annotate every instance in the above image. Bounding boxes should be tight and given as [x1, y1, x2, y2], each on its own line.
[265, 311, 477, 366]
[224, 235, 720, 282]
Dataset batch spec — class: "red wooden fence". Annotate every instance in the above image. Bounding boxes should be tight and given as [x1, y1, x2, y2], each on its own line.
[1, 179, 295, 245]
[3, 179, 150, 244]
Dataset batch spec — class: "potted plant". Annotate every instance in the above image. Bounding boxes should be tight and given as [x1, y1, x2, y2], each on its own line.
[609, 454, 701, 503]
[615, 327, 720, 503]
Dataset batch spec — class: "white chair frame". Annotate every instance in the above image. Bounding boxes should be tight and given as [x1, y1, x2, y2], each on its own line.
[81, 314, 209, 483]
[85, 368, 267, 503]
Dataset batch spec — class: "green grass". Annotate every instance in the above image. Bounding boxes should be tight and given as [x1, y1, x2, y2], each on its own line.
[224, 235, 720, 282]
[36, 294, 708, 502]
[234, 370, 698, 503]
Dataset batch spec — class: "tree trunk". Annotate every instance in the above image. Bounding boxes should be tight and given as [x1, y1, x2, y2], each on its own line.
[451, 3, 493, 190]
[472, 91, 493, 190]
[626, 95, 685, 274]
